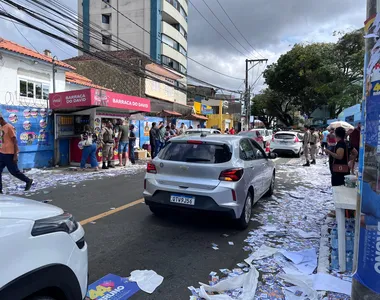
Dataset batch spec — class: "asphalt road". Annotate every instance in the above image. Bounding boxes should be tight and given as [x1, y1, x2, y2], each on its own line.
[27, 156, 297, 299]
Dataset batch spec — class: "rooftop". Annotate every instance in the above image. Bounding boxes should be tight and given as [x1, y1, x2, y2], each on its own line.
[65, 72, 112, 91]
[0, 37, 75, 70]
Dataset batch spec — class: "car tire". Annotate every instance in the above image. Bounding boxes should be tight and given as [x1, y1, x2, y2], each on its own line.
[236, 192, 253, 230]
[264, 173, 275, 197]
[149, 205, 165, 216]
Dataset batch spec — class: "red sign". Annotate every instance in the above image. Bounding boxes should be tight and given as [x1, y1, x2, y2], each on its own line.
[49, 88, 151, 112]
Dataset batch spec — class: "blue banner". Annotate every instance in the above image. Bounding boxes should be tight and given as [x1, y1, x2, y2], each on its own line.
[86, 274, 140, 299]
[354, 79, 380, 293]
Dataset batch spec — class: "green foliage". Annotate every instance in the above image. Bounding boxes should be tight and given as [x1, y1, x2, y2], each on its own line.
[261, 28, 364, 121]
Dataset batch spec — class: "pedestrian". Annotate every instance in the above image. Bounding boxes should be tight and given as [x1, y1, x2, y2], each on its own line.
[0, 113, 33, 193]
[325, 127, 358, 186]
[129, 124, 136, 165]
[309, 127, 319, 165]
[80, 125, 98, 171]
[178, 122, 187, 135]
[149, 122, 157, 159]
[230, 127, 235, 135]
[321, 127, 329, 155]
[349, 122, 361, 153]
[100, 120, 115, 169]
[224, 128, 229, 134]
[117, 119, 129, 166]
[156, 121, 165, 155]
[170, 124, 178, 136]
[302, 125, 311, 167]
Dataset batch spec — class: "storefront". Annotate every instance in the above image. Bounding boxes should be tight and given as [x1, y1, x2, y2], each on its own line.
[49, 88, 151, 166]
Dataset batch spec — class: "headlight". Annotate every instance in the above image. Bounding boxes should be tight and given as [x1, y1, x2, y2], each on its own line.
[31, 212, 78, 236]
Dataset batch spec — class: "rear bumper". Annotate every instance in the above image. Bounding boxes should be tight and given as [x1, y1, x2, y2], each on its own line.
[270, 145, 300, 155]
[144, 191, 238, 218]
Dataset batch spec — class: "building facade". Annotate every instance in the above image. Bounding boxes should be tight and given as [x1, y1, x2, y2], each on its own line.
[78, 0, 188, 88]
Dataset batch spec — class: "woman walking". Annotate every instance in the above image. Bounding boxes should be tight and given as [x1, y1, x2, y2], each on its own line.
[80, 125, 99, 171]
[325, 127, 357, 186]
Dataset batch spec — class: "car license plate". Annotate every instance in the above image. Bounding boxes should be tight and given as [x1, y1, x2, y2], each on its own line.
[170, 195, 195, 205]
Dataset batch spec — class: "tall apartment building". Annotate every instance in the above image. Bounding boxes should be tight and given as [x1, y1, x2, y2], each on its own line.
[78, 0, 188, 83]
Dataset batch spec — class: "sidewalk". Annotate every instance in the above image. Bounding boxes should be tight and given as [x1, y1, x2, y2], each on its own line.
[1, 162, 147, 196]
[189, 156, 352, 300]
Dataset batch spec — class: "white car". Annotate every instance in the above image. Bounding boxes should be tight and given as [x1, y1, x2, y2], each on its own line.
[185, 128, 221, 135]
[0, 195, 88, 300]
[270, 131, 304, 157]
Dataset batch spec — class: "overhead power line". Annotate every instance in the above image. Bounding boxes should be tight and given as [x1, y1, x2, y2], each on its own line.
[216, 0, 266, 59]
[188, 0, 251, 58]
[0, 2, 242, 96]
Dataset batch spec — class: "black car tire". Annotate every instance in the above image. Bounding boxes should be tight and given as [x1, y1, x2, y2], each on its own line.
[236, 192, 253, 230]
[264, 173, 275, 197]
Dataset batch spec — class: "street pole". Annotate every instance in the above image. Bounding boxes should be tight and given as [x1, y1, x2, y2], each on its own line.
[245, 58, 268, 130]
[351, 0, 380, 298]
[52, 55, 57, 93]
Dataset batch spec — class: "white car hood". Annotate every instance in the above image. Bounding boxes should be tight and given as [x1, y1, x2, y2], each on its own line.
[0, 195, 63, 221]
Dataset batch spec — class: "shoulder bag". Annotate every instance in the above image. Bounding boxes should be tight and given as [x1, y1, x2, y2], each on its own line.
[332, 144, 350, 173]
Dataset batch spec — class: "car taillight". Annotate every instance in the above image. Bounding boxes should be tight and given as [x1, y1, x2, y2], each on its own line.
[294, 136, 300, 143]
[187, 140, 203, 144]
[147, 162, 157, 174]
[219, 168, 244, 182]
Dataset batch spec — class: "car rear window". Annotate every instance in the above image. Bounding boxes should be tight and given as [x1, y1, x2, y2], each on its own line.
[275, 133, 295, 140]
[159, 142, 232, 163]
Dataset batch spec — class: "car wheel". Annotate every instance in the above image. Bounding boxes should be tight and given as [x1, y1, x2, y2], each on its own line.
[149, 205, 165, 216]
[265, 173, 275, 197]
[236, 192, 253, 230]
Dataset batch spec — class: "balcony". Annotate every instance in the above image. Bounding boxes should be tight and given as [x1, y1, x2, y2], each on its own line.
[162, 0, 188, 33]
[162, 43, 187, 69]
[162, 21, 187, 50]
[178, 0, 188, 16]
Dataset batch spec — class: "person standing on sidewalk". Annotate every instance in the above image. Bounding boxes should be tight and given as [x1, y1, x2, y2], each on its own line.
[310, 127, 319, 165]
[149, 122, 157, 159]
[302, 125, 311, 166]
[321, 127, 329, 155]
[100, 121, 115, 169]
[129, 124, 136, 165]
[118, 119, 129, 166]
[156, 122, 165, 155]
[80, 125, 98, 171]
[0, 114, 33, 193]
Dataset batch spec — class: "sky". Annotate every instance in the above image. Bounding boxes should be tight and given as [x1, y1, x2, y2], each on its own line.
[0, 0, 365, 97]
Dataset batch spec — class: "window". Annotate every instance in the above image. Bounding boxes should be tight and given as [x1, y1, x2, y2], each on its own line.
[19, 79, 50, 100]
[179, 64, 187, 74]
[159, 142, 231, 163]
[162, 55, 179, 71]
[240, 139, 255, 160]
[102, 35, 112, 45]
[35, 83, 42, 99]
[250, 141, 265, 159]
[43, 84, 49, 100]
[180, 6, 187, 18]
[162, 34, 178, 49]
[179, 45, 187, 56]
[20, 80, 27, 97]
[27, 82, 34, 98]
[102, 14, 110, 24]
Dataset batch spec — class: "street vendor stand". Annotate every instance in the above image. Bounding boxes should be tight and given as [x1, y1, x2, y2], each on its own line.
[49, 88, 151, 166]
[332, 185, 357, 272]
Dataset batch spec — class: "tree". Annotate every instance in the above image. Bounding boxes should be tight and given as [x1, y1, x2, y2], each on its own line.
[263, 29, 364, 118]
[251, 89, 295, 127]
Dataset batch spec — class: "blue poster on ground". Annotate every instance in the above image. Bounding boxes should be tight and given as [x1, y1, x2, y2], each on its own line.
[86, 274, 140, 300]
[354, 79, 380, 293]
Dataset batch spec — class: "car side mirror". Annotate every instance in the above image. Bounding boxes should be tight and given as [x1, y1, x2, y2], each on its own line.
[268, 152, 278, 159]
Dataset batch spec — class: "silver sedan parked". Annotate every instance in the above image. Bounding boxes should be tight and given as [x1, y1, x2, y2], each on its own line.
[143, 135, 276, 229]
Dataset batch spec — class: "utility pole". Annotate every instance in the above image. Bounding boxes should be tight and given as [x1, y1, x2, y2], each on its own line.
[245, 58, 267, 130]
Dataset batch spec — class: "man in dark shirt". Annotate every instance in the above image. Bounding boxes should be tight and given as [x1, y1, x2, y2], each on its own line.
[129, 124, 136, 165]
[349, 122, 361, 152]
[149, 122, 157, 159]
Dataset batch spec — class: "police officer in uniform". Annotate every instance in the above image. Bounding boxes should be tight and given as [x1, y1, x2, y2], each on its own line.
[303, 125, 311, 167]
[100, 120, 115, 169]
[310, 127, 319, 165]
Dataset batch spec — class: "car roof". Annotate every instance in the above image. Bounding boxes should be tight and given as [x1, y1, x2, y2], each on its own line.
[274, 131, 298, 135]
[171, 134, 242, 145]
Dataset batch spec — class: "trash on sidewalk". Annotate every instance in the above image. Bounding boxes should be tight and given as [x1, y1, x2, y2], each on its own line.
[129, 270, 164, 294]
[86, 273, 140, 299]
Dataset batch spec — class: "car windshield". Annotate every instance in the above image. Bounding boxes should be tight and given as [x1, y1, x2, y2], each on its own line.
[239, 131, 258, 137]
[159, 142, 232, 163]
[275, 133, 295, 140]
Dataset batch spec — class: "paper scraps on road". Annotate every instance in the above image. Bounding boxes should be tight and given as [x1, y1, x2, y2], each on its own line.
[292, 228, 320, 239]
[198, 267, 259, 300]
[129, 270, 163, 294]
[311, 273, 352, 295]
[228, 241, 234, 246]
[244, 245, 279, 264]
[280, 248, 317, 275]
[261, 225, 278, 232]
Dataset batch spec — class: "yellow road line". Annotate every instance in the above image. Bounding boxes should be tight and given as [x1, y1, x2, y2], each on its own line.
[80, 198, 144, 225]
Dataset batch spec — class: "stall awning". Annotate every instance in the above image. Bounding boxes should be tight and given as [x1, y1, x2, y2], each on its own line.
[49, 88, 151, 113]
[158, 110, 182, 117]
[187, 114, 208, 121]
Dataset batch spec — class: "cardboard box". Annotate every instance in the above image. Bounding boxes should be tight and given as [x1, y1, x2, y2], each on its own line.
[134, 150, 147, 160]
